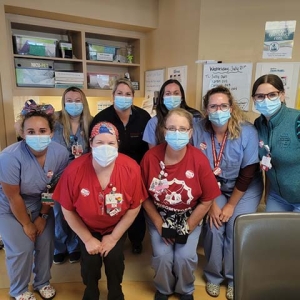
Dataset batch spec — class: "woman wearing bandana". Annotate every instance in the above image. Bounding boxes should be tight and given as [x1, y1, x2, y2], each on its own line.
[192, 86, 263, 300]
[53, 122, 148, 300]
[143, 79, 202, 148]
[0, 102, 69, 300]
[252, 74, 300, 212]
[90, 78, 151, 255]
[140, 108, 220, 300]
[52, 87, 93, 265]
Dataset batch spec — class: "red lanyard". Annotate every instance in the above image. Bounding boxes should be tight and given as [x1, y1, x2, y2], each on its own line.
[211, 131, 228, 169]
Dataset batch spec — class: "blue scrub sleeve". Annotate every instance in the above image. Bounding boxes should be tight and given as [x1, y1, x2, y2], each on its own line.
[0, 153, 20, 185]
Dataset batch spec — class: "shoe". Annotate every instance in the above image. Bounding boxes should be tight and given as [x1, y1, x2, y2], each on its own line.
[206, 282, 220, 297]
[15, 291, 36, 300]
[226, 285, 233, 300]
[53, 253, 66, 264]
[154, 290, 169, 300]
[69, 251, 81, 263]
[35, 284, 56, 300]
[132, 242, 143, 254]
[180, 294, 194, 300]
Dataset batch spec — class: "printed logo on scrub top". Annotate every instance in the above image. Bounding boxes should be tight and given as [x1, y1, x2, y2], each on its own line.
[149, 176, 193, 206]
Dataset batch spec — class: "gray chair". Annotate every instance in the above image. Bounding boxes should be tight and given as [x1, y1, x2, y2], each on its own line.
[233, 212, 300, 300]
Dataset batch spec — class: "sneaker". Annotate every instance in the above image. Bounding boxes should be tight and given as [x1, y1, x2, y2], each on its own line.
[180, 294, 194, 300]
[15, 291, 36, 300]
[69, 251, 81, 263]
[226, 285, 233, 300]
[53, 253, 66, 264]
[35, 284, 56, 300]
[206, 282, 220, 297]
[132, 242, 143, 254]
[154, 290, 169, 300]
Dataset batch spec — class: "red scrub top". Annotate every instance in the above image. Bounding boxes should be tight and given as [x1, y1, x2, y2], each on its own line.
[53, 153, 148, 235]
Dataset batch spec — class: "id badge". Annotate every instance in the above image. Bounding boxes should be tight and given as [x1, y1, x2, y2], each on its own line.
[260, 155, 272, 171]
[41, 192, 54, 204]
[105, 193, 123, 216]
[72, 144, 83, 158]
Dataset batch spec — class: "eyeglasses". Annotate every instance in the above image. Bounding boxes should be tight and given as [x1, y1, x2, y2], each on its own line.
[165, 127, 191, 133]
[253, 91, 280, 102]
[207, 103, 231, 113]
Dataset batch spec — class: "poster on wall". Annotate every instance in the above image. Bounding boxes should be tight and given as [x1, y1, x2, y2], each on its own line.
[202, 63, 253, 111]
[167, 65, 187, 92]
[252, 62, 300, 112]
[97, 100, 112, 113]
[144, 69, 165, 116]
[263, 20, 296, 59]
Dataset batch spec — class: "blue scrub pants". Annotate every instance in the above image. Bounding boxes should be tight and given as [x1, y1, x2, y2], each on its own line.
[266, 189, 300, 212]
[54, 202, 79, 255]
[0, 210, 54, 297]
[203, 177, 263, 287]
[146, 214, 202, 296]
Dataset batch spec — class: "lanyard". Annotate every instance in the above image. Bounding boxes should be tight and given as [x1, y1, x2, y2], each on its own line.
[211, 131, 228, 169]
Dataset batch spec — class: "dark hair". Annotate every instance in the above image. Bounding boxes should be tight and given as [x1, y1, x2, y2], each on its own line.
[155, 79, 201, 144]
[21, 111, 55, 133]
[252, 74, 285, 97]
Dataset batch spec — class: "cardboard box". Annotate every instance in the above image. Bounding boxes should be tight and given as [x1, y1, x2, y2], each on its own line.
[13, 35, 57, 57]
[88, 73, 119, 89]
[86, 43, 117, 61]
[15, 58, 54, 87]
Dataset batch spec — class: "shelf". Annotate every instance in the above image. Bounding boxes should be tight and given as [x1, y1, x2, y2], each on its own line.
[13, 54, 83, 63]
[86, 60, 139, 67]
[7, 14, 145, 97]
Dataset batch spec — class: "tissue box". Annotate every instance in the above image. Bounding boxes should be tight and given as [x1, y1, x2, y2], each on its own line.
[86, 43, 117, 61]
[15, 58, 54, 87]
[88, 73, 119, 89]
[13, 35, 57, 57]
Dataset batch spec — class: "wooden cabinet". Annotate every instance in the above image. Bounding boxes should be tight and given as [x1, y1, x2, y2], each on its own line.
[6, 14, 145, 97]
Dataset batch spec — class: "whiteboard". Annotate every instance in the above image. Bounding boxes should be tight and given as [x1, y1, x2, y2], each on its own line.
[144, 69, 165, 116]
[202, 63, 253, 111]
[252, 62, 300, 111]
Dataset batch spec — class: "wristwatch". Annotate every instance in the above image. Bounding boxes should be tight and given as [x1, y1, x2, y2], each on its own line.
[39, 213, 49, 220]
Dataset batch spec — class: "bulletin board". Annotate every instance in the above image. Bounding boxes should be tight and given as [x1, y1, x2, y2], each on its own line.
[202, 63, 253, 111]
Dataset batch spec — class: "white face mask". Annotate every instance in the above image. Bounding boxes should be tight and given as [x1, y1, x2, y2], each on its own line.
[92, 144, 118, 167]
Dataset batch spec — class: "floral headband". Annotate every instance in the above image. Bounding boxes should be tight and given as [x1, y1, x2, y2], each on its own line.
[90, 122, 119, 139]
[21, 100, 55, 116]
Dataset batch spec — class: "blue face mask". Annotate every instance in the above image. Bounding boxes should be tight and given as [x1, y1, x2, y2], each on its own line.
[255, 98, 281, 117]
[209, 110, 231, 127]
[165, 131, 190, 151]
[65, 102, 83, 116]
[114, 96, 133, 111]
[26, 135, 51, 152]
[163, 96, 181, 110]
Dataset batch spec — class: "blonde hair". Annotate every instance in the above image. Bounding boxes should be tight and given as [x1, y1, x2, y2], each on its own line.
[164, 108, 194, 129]
[56, 87, 93, 147]
[112, 78, 135, 96]
[202, 85, 247, 139]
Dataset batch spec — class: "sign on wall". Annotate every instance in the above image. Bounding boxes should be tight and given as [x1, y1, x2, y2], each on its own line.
[263, 20, 296, 59]
[253, 62, 300, 111]
[202, 63, 253, 111]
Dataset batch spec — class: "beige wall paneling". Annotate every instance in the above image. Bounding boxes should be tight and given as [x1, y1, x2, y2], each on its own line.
[0, 75, 6, 151]
[197, 0, 300, 121]
[145, 0, 202, 110]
